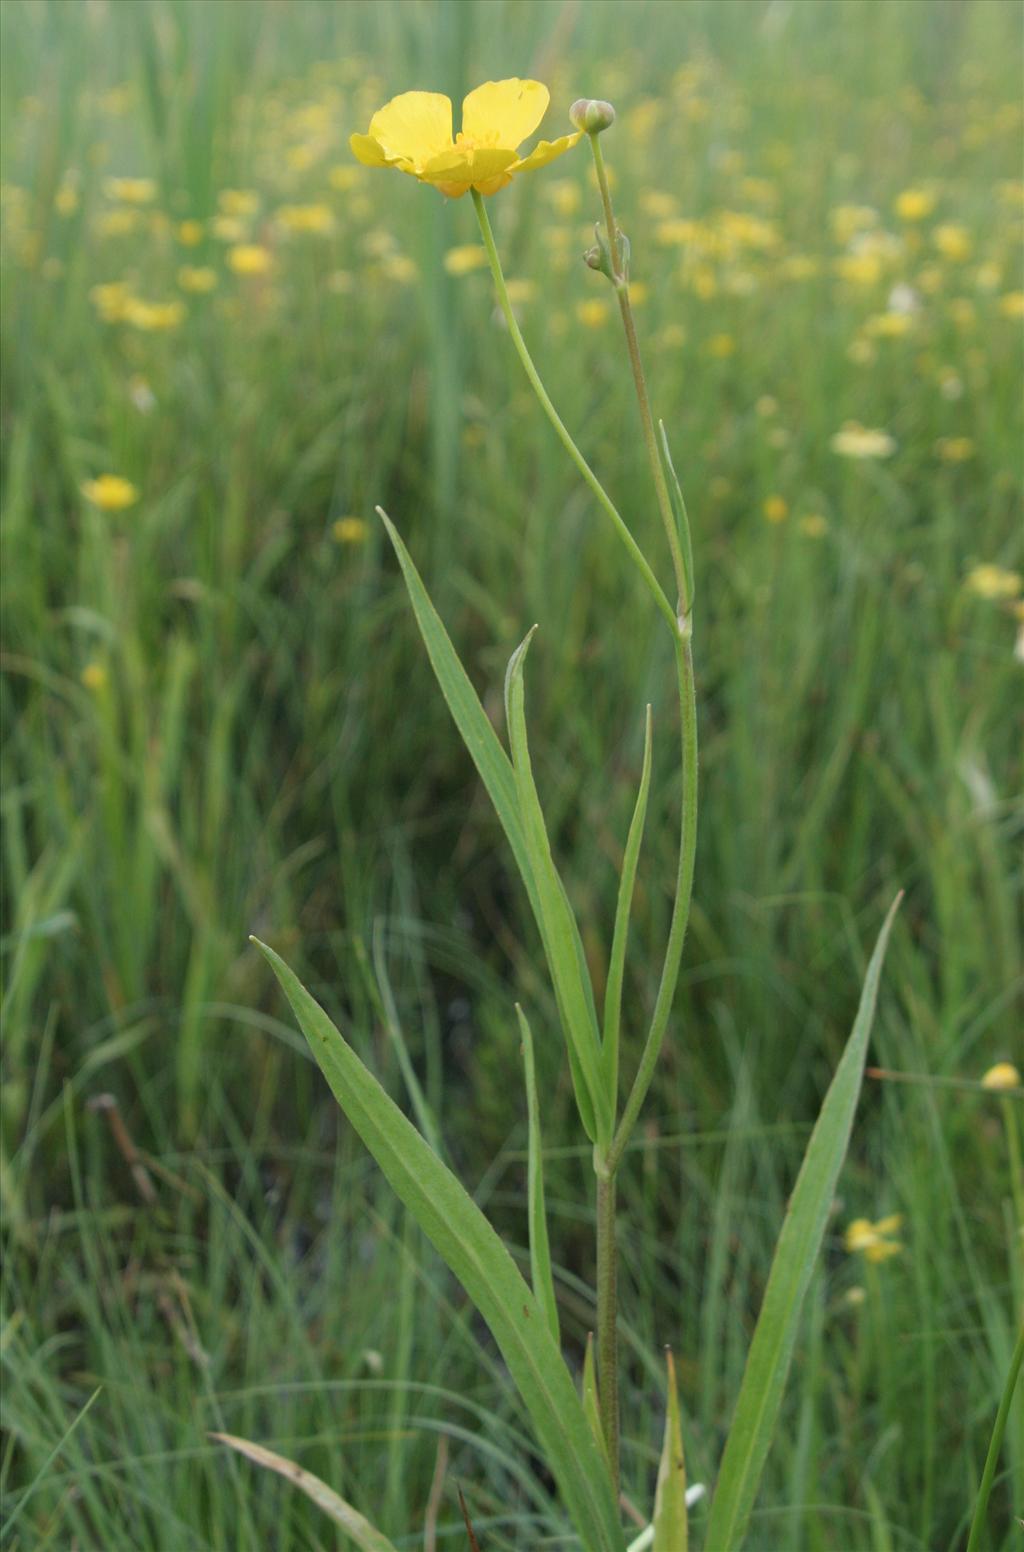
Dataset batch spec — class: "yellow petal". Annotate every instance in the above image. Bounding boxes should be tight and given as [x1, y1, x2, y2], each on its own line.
[509, 130, 583, 177]
[420, 145, 518, 189]
[349, 132, 389, 168]
[461, 79, 549, 149]
[874, 1214, 903, 1236]
[366, 91, 453, 170]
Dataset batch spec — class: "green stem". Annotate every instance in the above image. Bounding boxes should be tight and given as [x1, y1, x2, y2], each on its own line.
[589, 133, 689, 614]
[965, 1318, 1024, 1552]
[595, 1171, 620, 1495]
[471, 190, 678, 637]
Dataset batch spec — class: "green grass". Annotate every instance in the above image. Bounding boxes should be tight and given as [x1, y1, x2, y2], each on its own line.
[2, 0, 1022, 1546]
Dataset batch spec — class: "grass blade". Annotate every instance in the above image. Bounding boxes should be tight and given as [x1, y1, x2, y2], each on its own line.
[517, 1003, 560, 1347]
[212, 1433, 399, 1550]
[703, 893, 902, 1551]
[603, 705, 653, 1108]
[653, 1349, 687, 1552]
[504, 629, 609, 1146]
[964, 1318, 1024, 1552]
[253, 938, 624, 1552]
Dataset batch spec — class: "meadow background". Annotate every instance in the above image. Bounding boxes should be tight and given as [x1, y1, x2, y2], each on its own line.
[2, 0, 1022, 1547]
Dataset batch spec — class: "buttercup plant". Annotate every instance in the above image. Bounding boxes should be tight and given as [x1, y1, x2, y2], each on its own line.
[228, 80, 902, 1548]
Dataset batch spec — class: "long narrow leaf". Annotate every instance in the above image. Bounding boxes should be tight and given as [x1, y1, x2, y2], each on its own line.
[583, 1332, 610, 1470]
[253, 939, 624, 1552]
[212, 1433, 398, 1551]
[504, 630, 609, 1145]
[381, 510, 603, 1125]
[603, 705, 653, 1107]
[517, 1003, 560, 1347]
[703, 893, 902, 1551]
[653, 1350, 687, 1552]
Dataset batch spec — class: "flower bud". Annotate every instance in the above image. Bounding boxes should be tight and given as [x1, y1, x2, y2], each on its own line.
[569, 98, 616, 134]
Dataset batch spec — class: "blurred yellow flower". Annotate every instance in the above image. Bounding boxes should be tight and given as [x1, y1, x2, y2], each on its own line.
[763, 495, 788, 524]
[55, 181, 79, 217]
[443, 244, 488, 276]
[865, 311, 914, 339]
[999, 291, 1024, 318]
[276, 203, 335, 234]
[656, 218, 699, 246]
[894, 187, 936, 221]
[124, 298, 186, 330]
[576, 298, 609, 328]
[964, 564, 1021, 600]
[81, 474, 138, 511]
[981, 1062, 1021, 1091]
[177, 265, 218, 293]
[81, 661, 107, 692]
[103, 176, 156, 204]
[229, 244, 272, 276]
[176, 219, 204, 246]
[800, 513, 829, 537]
[219, 188, 260, 218]
[90, 280, 135, 322]
[934, 223, 972, 261]
[213, 215, 248, 243]
[844, 1215, 903, 1264]
[95, 209, 140, 238]
[544, 178, 581, 216]
[505, 278, 536, 305]
[934, 436, 974, 462]
[351, 79, 581, 198]
[329, 165, 363, 191]
[830, 422, 896, 459]
[333, 516, 369, 544]
[706, 332, 736, 358]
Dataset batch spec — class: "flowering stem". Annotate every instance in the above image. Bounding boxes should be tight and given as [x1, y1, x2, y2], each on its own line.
[470, 190, 678, 637]
[588, 132, 690, 616]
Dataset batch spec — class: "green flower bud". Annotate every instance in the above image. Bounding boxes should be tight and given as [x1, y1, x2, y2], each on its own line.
[569, 98, 616, 134]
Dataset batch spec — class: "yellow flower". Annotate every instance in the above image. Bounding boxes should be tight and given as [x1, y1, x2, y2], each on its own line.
[213, 215, 248, 243]
[934, 436, 974, 462]
[999, 291, 1024, 318]
[865, 311, 914, 339]
[276, 203, 335, 235]
[177, 219, 204, 246]
[332, 516, 368, 544]
[81, 661, 107, 691]
[103, 176, 156, 204]
[219, 188, 260, 218]
[934, 223, 972, 262]
[981, 1062, 1021, 1091]
[81, 474, 138, 511]
[95, 209, 139, 238]
[443, 243, 488, 276]
[576, 298, 609, 329]
[763, 495, 788, 524]
[177, 265, 218, 293]
[800, 513, 829, 538]
[228, 244, 272, 276]
[830, 422, 896, 459]
[844, 1215, 903, 1264]
[90, 280, 135, 322]
[505, 278, 536, 305]
[123, 298, 186, 330]
[894, 188, 936, 222]
[706, 332, 736, 359]
[55, 181, 79, 217]
[350, 79, 581, 198]
[964, 564, 1021, 600]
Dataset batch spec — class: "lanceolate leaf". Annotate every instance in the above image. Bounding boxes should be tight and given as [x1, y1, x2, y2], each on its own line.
[583, 1332, 610, 1471]
[653, 1349, 687, 1552]
[212, 1433, 399, 1551]
[517, 1003, 560, 1347]
[253, 938, 624, 1552]
[504, 629, 609, 1146]
[380, 510, 604, 1136]
[703, 894, 902, 1551]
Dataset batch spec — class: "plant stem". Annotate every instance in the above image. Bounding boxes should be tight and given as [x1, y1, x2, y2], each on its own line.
[964, 1318, 1024, 1552]
[595, 1170, 620, 1494]
[588, 132, 689, 615]
[471, 190, 678, 637]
